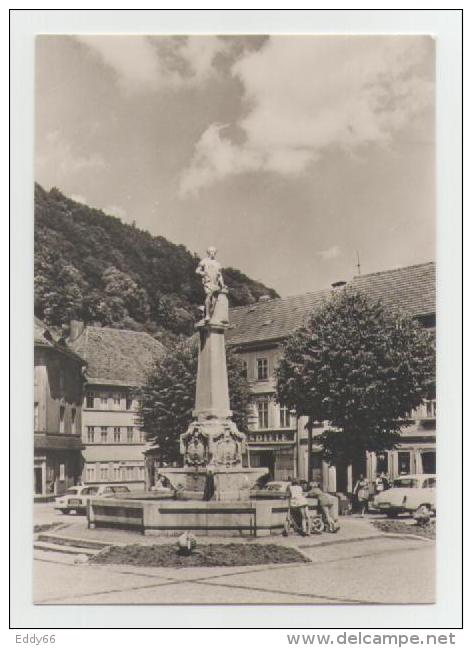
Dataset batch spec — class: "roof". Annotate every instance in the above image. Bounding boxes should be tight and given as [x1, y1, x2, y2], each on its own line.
[227, 262, 435, 347]
[70, 326, 166, 387]
[34, 317, 85, 364]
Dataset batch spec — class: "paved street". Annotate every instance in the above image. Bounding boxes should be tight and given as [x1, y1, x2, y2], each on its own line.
[34, 503, 434, 605]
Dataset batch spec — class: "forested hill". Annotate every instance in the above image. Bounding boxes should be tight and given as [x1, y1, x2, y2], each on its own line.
[34, 184, 279, 340]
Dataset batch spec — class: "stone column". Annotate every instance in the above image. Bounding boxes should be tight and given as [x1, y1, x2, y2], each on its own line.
[193, 291, 232, 421]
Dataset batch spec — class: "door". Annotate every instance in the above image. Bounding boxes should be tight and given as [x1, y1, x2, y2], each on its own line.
[421, 451, 436, 474]
[34, 467, 43, 495]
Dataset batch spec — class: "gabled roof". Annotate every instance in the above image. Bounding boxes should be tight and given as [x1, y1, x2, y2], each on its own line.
[34, 316, 85, 364]
[70, 326, 166, 387]
[227, 262, 435, 347]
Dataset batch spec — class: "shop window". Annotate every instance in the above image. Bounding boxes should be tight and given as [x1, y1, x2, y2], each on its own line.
[257, 358, 268, 380]
[398, 452, 411, 475]
[422, 451, 436, 474]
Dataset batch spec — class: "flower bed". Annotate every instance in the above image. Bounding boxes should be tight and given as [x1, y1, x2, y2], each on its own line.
[90, 543, 310, 568]
[371, 519, 435, 540]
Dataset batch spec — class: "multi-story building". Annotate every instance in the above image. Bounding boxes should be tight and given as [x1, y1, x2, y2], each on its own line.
[34, 317, 86, 498]
[227, 262, 436, 493]
[69, 323, 165, 490]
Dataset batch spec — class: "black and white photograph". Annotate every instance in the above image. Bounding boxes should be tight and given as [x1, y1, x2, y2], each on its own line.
[9, 7, 463, 633]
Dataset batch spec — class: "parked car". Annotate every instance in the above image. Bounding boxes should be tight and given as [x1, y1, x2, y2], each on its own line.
[55, 484, 131, 515]
[371, 474, 436, 517]
[251, 481, 291, 499]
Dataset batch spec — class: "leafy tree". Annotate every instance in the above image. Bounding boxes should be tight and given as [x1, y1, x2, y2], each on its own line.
[138, 337, 252, 464]
[34, 183, 278, 334]
[275, 288, 435, 478]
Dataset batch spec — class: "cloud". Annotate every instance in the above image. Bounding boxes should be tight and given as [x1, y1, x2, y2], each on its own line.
[75, 35, 229, 93]
[36, 130, 106, 185]
[317, 245, 341, 261]
[179, 36, 434, 196]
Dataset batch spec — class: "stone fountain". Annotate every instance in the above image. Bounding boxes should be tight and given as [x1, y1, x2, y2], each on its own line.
[160, 247, 267, 500]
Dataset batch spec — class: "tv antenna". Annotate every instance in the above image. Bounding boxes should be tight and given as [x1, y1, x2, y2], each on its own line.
[356, 250, 361, 276]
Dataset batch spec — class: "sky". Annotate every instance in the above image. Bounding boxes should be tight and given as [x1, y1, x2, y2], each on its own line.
[35, 35, 435, 297]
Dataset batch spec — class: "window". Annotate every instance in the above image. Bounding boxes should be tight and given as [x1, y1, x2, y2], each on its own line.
[86, 392, 95, 408]
[257, 399, 269, 429]
[100, 394, 108, 408]
[127, 427, 134, 443]
[87, 427, 95, 443]
[113, 466, 121, 481]
[86, 466, 95, 482]
[113, 427, 121, 442]
[59, 406, 65, 434]
[71, 408, 77, 434]
[100, 427, 108, 443]
[397, 452, 411, 475]
[34, 402, 39, 431]
[257, 358, 268, 380]
[113, 394, 122, 409]
[126, 395, 133, 410]
[425, 399, 436, 418]
[139, 430, 146, 443]
[423, 478, 436, 488]
[279, 405, 291, 428]
[82, 486, 99, 495]
[59, 463, 65, 480]
[100, 465, 109, 481]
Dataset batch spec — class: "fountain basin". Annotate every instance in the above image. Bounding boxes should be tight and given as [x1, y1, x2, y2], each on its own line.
[87, 496, 321, 537]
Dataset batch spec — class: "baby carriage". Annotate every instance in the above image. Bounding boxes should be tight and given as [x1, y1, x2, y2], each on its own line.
[282, 505, 325, 536]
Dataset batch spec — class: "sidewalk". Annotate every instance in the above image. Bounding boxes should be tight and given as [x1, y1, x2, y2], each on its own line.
[42, 516, 385, 549]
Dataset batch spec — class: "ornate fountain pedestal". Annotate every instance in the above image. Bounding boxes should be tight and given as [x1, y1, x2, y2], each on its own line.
[161, 289, 267, 500]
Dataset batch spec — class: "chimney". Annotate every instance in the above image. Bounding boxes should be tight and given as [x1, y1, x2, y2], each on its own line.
[69, 319, 85, 341]
[258, 295, 271, 303]
[331, 280, 347, 290]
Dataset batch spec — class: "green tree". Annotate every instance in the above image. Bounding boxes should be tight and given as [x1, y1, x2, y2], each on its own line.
[275, 288, 435, 479]
[138, 337, 252, 464]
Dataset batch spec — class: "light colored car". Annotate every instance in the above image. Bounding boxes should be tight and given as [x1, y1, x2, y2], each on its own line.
[372, 474, 436, 517]
[55, 484, 131, 514]
[251, 481, 291, 499]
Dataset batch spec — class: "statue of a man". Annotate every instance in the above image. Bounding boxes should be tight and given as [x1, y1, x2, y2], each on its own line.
[196, 246, 226, 322]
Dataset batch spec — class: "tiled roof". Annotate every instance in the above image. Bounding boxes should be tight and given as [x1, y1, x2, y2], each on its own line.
[70, 326, 166, 387]
[227, 262, 435, 347]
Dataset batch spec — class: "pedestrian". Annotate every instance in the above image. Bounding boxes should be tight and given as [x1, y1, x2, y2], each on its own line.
[353, 474, 369, 517]
[203, 468, 215, 501]
[287, 478, 310, 535]
[374, 473, 384, 495]
[380, 472, 391, 491]
[308, 481, 339, 532]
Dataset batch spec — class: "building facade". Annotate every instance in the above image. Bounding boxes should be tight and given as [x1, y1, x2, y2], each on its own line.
[34, 318, 86, 497]
[227, 262, 436, 493]
[69, 323, 165, 490]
